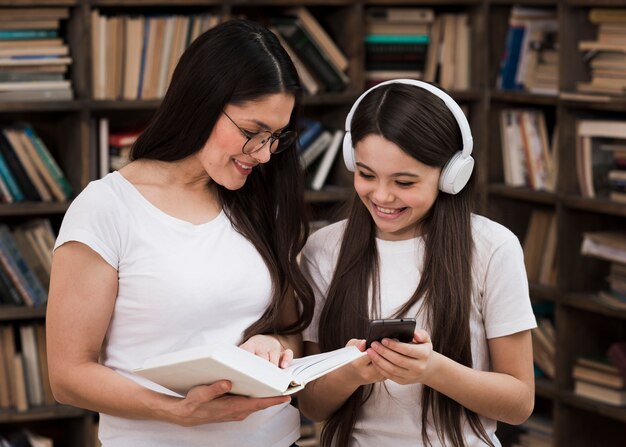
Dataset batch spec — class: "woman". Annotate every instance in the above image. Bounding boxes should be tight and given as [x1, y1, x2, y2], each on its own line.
[46, 19, 314, 447]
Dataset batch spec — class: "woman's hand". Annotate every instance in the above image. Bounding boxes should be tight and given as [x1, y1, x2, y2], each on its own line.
[169, 380, 290, 426]
[240, 334, 293, 368]
[367, 329, 438, 385]
[338, 339, 386, 387]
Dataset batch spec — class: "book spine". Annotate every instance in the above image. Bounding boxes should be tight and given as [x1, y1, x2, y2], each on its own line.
[0, 225, 46, 307]
[0, 132, 40, 201]
[23, 126, 72, 199]
[0, 151, 24, 202]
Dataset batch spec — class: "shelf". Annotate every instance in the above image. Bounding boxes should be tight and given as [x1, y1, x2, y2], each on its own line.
[305, 187, 353, 203]
[491, 90, 558, 106]
[90, 0, 222, 5]
[364, 0, 481, 4]
[561, 195, 626, 218]
[0, 101, 82, 113]
[0, 202, 70, 217]
[0, 0, 77, 5]
[536, 377, 558, 399]
[560, 91, 626, 112]
[0, 306, 47, 321]
[487, 184, 558, 205]
[0, 405, 86, 423]
[560, 390, 626, 423]
[561, 293, 626, 320]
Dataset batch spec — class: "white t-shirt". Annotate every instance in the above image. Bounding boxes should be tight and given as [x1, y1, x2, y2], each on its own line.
[54, 171, 299, 447]
[301, 215, 537, 447]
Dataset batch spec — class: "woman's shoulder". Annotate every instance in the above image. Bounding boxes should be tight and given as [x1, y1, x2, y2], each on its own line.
[68, 172, 126, 214]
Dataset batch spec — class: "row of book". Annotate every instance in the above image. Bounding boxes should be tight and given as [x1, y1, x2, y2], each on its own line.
[0, 219, 53, 308]
[91, 10, 222, 100]
[363, 9, 470, 91]
[531, 317, 555, 380]
[0, 7, 73, 102]
[499, 109, 556, 192]
[512, 414, 553, 447]
[573, 342, 626, 407]
[523, 210, 557, 287]
[297, 118, 344, 192]
[270, 7, 349, 95]
[497, 6, 558, 95]
[96, 118, 142, 178]
[0, 124, 71, 204]
[0, 323, 55, 412]
[578, 8, 626, 96]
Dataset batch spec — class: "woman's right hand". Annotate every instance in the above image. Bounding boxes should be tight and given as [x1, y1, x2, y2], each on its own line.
[169, 380, 291, 427]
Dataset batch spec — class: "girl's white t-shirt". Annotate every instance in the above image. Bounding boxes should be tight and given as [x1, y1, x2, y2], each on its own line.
[301, 215, 537, 447]
[54, 171, 299, 447]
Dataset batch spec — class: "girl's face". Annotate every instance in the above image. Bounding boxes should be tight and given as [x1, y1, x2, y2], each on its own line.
[354, 134, 441, 241]
[198, 93, 295, 190]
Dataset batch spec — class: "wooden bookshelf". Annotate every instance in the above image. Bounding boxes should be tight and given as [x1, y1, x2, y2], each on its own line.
[487, 1, 626, 446]
[1, 0, 623, 446]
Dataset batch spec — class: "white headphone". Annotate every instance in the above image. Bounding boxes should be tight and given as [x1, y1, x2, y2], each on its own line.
[343, 79, 474, 195]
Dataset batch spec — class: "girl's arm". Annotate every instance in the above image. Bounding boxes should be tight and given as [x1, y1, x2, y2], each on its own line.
[368, 329, 535, 425]
[296, 340, 385, 421]
[46, 242, 290, 426]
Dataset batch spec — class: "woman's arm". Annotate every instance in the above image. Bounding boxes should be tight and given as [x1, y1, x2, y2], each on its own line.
[368, 329, 535, 425]
[296, 340, 385, 422]
[47, 242, 290, 426]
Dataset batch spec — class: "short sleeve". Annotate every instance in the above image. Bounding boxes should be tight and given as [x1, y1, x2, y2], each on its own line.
[482, 236, 537, 339]
[54, 180, 123, 270]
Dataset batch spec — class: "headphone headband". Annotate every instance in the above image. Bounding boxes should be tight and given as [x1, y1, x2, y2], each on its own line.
[344, 79, 473, 157]
[342, 79, 474, 194]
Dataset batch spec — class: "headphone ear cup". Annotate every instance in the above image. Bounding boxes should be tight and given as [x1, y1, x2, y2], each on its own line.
[342, 132, 356, 172]
[439, 151, 475, 194]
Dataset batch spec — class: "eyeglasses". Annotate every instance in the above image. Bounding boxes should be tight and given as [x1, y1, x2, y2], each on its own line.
[223, 111, 297, 155]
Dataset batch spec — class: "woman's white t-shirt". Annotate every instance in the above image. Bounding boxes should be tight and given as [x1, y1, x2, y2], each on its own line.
[301, 215, 537, 447]
[54, 171, 299, 447]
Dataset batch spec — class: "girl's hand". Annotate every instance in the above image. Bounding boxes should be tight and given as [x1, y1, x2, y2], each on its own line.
[170, 380, 291, 426]
[240, 334, 293, 368]
[367, 329, 438, 385]
[337, 339, 386, 387]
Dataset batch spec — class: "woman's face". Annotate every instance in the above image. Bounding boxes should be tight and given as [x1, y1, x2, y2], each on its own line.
[198, 93, 295, 190]
[353, 134, 441, 241]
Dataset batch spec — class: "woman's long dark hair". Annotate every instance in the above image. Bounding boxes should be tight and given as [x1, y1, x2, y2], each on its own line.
[318, 84, 492, 446]
[130, 19, 314, 338]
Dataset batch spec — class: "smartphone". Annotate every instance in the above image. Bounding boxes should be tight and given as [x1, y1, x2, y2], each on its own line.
[365, 318, 416, 349]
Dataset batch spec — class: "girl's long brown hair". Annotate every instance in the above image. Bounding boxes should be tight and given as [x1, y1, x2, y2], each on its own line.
[318, 84, 493, 446]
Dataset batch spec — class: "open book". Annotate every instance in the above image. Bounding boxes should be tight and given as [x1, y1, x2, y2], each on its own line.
[133, 344, 366, 398]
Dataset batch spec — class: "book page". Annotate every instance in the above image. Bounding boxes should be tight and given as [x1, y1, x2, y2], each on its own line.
[286, 346, 366, 386]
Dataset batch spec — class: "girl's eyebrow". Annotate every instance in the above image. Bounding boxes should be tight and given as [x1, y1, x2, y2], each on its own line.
[356, 162, 420, 178]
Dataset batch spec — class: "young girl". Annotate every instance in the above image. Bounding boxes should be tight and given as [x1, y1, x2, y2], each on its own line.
[297, 79, 536, 447]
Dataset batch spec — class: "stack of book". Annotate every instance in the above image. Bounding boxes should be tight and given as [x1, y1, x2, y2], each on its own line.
[578, 8, 626, 96]
[575, 119, 626, 199]
[597, 262, 626, 311]
[573, 356, 626, 406]
[91, 11, 222, 100]
[96, 118, 144, 177]
[0, 220, 54, 308]
[363, 7, 434, 87]
[497, 6, 558, 95]
[271, 7, 349, 94]
[0, 323, 56, 413]
[425, 13, 470, 90]
[0, 124, 72, 203]
[531, 318, 555, 379]
[581, 231, 626, 266]
[0, 7, 73, 101]
[499, 109, 555, 192]
[512, 414, 554, 447]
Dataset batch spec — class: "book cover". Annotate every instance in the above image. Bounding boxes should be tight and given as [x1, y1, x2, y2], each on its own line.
[134, 344, 366, 398]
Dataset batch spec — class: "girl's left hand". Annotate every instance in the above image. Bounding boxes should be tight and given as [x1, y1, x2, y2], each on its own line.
[240, 334, 293, 369]
[367, 329, 437, 385]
